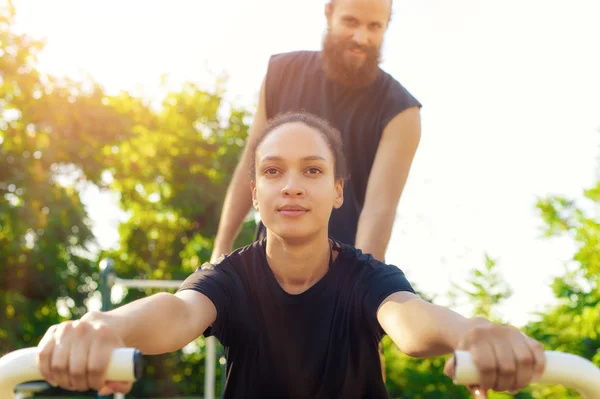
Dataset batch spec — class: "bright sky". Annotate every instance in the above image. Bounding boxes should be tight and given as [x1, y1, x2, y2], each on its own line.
[12, 0, 600, 326]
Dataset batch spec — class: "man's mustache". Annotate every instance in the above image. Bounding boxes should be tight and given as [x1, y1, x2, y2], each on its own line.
[344, 41, 377, 56]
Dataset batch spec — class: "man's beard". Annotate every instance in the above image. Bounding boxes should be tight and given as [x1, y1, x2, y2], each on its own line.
[321, 30, 382, 89]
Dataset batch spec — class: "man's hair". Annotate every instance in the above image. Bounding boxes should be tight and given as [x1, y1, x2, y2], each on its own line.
[249, 111, 349, 181]
[329, 0, 393, 6]
[328, 0, 394, 22]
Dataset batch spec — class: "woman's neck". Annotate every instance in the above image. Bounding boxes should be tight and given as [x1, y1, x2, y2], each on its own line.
[265, 231, 337, 295]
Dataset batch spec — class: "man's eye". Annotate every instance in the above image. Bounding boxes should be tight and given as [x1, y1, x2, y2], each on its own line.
[343, 18, 359, 28]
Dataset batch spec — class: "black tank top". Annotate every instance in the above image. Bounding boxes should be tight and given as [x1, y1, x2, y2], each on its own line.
[256, 51, 422, 246]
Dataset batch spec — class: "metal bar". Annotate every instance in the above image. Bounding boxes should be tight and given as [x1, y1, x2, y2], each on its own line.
[114, 278, 184, 290]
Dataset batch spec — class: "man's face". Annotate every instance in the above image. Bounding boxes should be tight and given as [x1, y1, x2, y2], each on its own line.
[322, 0, 391, 87]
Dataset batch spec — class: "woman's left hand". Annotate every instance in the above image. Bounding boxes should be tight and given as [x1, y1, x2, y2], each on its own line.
[443, 321, 546, 398]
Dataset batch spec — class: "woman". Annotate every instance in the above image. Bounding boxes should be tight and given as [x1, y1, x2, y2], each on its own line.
[37, 112, 545, 398]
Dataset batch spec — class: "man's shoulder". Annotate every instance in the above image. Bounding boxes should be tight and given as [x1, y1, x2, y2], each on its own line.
[377, 69, 415, 97]
[269, 50, 320, 68]
[379, 68, 422, 105]
[271, 49, 320, 59]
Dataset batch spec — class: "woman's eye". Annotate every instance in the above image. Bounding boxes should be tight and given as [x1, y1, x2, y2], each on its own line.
[264, 168, 279, 175]
[307, 167, 322, 174]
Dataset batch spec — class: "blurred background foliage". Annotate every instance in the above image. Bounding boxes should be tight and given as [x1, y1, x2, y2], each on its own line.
[1, 1, 599, 397]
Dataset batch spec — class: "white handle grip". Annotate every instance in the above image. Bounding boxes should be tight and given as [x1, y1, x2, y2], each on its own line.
[453, 350, 600, 398]
[0, 347, 143, 399]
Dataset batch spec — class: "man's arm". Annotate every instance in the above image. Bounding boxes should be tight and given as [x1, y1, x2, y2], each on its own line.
[355, 106, 421, 261]
[211, 77, 269, 261]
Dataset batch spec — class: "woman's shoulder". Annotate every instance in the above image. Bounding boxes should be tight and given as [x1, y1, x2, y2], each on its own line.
[205, 239, 266, 272]
[336, 241, 380, 267]
[336, 241, 409, 275]
[336, 242, 416, 297]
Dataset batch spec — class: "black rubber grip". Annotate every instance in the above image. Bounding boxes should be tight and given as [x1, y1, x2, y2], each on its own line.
[133, 349, 144, 380]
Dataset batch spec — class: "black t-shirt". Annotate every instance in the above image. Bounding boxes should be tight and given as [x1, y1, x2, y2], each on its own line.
[177, 239, 415, 398]
[255, 50, 423, 246]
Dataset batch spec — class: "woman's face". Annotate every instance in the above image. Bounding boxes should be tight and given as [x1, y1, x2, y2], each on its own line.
[252, 122, 344, 242]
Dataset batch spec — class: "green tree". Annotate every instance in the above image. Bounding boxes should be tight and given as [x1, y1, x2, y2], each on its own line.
[0, 0, 133, 356]
[449, 254, 513, 323]
[522, 179, 600, 398]
[1, 2, 256, 396]
[101, 80, 255, 284]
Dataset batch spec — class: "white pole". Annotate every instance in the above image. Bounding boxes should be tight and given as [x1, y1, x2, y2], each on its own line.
[114, 278, 184, 289]
[204, 336, 217, 399]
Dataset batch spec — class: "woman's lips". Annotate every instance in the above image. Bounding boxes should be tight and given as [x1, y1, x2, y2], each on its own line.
[278, 205, 308, 216]
[279, 209, 307, 216]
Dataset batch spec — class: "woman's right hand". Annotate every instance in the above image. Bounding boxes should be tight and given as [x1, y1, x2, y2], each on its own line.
[36, 315, 131, 395]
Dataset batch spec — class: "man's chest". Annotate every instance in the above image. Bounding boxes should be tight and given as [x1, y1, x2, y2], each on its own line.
[276, 79, 385, 140]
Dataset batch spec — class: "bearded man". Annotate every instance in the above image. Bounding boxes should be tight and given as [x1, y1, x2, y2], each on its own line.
[213, 0, 421, 262]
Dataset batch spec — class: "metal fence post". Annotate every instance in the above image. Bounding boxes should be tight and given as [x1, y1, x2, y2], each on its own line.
[98, 258, 116, 399]
[219, 344, 226, 398]
[99, 258, 116, 313]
